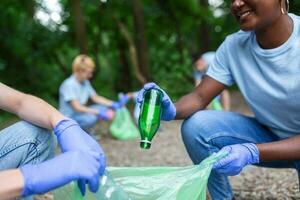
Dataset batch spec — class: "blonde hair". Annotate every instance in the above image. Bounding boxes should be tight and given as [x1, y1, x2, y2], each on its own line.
[72, 54, 95, 72]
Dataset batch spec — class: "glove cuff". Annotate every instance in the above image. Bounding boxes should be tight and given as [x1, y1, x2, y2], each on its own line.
[171, 106, 177, 120]
[161, 102, 176, 121]
[241, 143, 260, 164]
[53, 119, 79, 137]
[167, 107, 176, 121]
[20, 165, 35, 197]
[111, 102, 120, 110]
[119, 93, 129, 103]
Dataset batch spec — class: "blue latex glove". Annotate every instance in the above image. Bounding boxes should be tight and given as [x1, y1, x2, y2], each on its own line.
[98, 108, 114, 121]
[111, 101, 121, 110]
[20, 151, 104, 197]
[118, 93, 130, 107]
[137, 82, 176, 121]
[54, 119, 106, 195]
[213, 143, 259, 176]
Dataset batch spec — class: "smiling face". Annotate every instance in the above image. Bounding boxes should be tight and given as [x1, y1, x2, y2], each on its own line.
[230, 0, 284, 31]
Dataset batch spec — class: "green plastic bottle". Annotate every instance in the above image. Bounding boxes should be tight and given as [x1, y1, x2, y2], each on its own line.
[138, 89, 163, 149]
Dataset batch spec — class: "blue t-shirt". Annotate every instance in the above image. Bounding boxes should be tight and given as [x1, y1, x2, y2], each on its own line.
[59, 75, 96, 117]
[194, 70, 205, 81]
[207, 13, 300, 139]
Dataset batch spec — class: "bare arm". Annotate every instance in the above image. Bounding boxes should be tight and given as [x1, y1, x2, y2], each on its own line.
[90, 95, 114, 107]
[126, 92, 135, 99]
[257, 135, 300, 161]
[220, 89, 231, 111]
[0, 169, 24, 199]
[175, 76, 226, 119]
[70, 100, 98, 115]
[0, 83, 65, 129]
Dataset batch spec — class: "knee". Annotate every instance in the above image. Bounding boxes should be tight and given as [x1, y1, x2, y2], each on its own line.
[181, 110, 221, 163]
[86, 115, 98, 127]
[17, 121, 56, 162]
[77, 115, 98, 130]
[181, 110, 219, 144]
[181, 114, 197, 145]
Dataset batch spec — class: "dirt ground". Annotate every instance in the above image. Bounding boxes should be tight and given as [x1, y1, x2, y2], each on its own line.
[37, 91, 300, 200]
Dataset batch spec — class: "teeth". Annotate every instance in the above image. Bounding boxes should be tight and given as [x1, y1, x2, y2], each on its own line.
[238, 11, 250, 18]
[242, 11, 250, 17]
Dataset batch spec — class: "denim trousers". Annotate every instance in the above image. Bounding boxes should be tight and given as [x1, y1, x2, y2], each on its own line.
[70, 104, 108, 132]
[181, 110, 300, 200]
[0, 121, 55, 200]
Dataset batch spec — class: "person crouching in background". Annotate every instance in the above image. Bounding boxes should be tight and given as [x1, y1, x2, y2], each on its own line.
[59, 54, 122, 135]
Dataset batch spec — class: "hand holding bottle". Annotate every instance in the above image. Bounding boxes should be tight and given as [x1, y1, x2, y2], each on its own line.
[137, 83, 176, 121]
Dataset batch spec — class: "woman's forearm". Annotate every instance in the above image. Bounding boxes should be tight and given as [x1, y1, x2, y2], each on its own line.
[17, 94, 65, 129]
[175, 76, 227, 119]
[174, 92, 207, 119]
[0, 83, 65, 129]
[258, 134, 300, 161]
[0, 169, 24, 200]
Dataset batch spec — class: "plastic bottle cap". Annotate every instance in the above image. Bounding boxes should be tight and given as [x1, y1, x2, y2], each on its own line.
[140, 140, 151, 149]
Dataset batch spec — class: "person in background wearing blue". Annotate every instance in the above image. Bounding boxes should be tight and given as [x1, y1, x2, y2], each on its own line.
[193, 52, 231, 111]
[0, 83, 105, 199]
[138, 0, 300, 199]
[59, 54, 128, 135]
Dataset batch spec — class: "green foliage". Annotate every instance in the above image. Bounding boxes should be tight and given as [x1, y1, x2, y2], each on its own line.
[1, 0, 298, 106]
[0, 0, 66, 105]
[290, 0, 300, 14]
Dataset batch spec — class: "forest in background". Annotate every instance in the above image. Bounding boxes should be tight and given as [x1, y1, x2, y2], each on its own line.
[0, 0, 299, 111]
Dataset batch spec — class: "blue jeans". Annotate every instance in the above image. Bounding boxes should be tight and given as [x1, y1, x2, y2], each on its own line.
[0, 121, 56, 199]
[70, 104, 108, 132]
[181, 110, 300, 200]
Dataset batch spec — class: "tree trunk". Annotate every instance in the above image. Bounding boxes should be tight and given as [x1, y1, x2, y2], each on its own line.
[198, 0, 211, 54]
[70, 0, 88, 54]
[53, 52, 69, 77]
[93, 40, 100, 78]
[115, 39, 132, 92]
[132, 0, 151, 81]
[115, 18, 147, 85]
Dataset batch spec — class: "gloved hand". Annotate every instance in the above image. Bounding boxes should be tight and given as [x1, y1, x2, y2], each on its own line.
[98, 108, 115, 121]
[137, 82, 176, 121]
[213, 143, 259, 176]
[20, 151, 105, 197]
[111, 101, 121, 110]
[54, 119, 106, 195]
[118, 93, 130, 107]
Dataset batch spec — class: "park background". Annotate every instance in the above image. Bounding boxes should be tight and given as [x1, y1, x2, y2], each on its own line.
[1, 0, 300, 199]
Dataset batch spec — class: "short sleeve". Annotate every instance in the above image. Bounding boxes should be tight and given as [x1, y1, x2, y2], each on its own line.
[60, 82, 78, 102]
[206, 37, 234, 86]
[86, 81, 96, 97]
